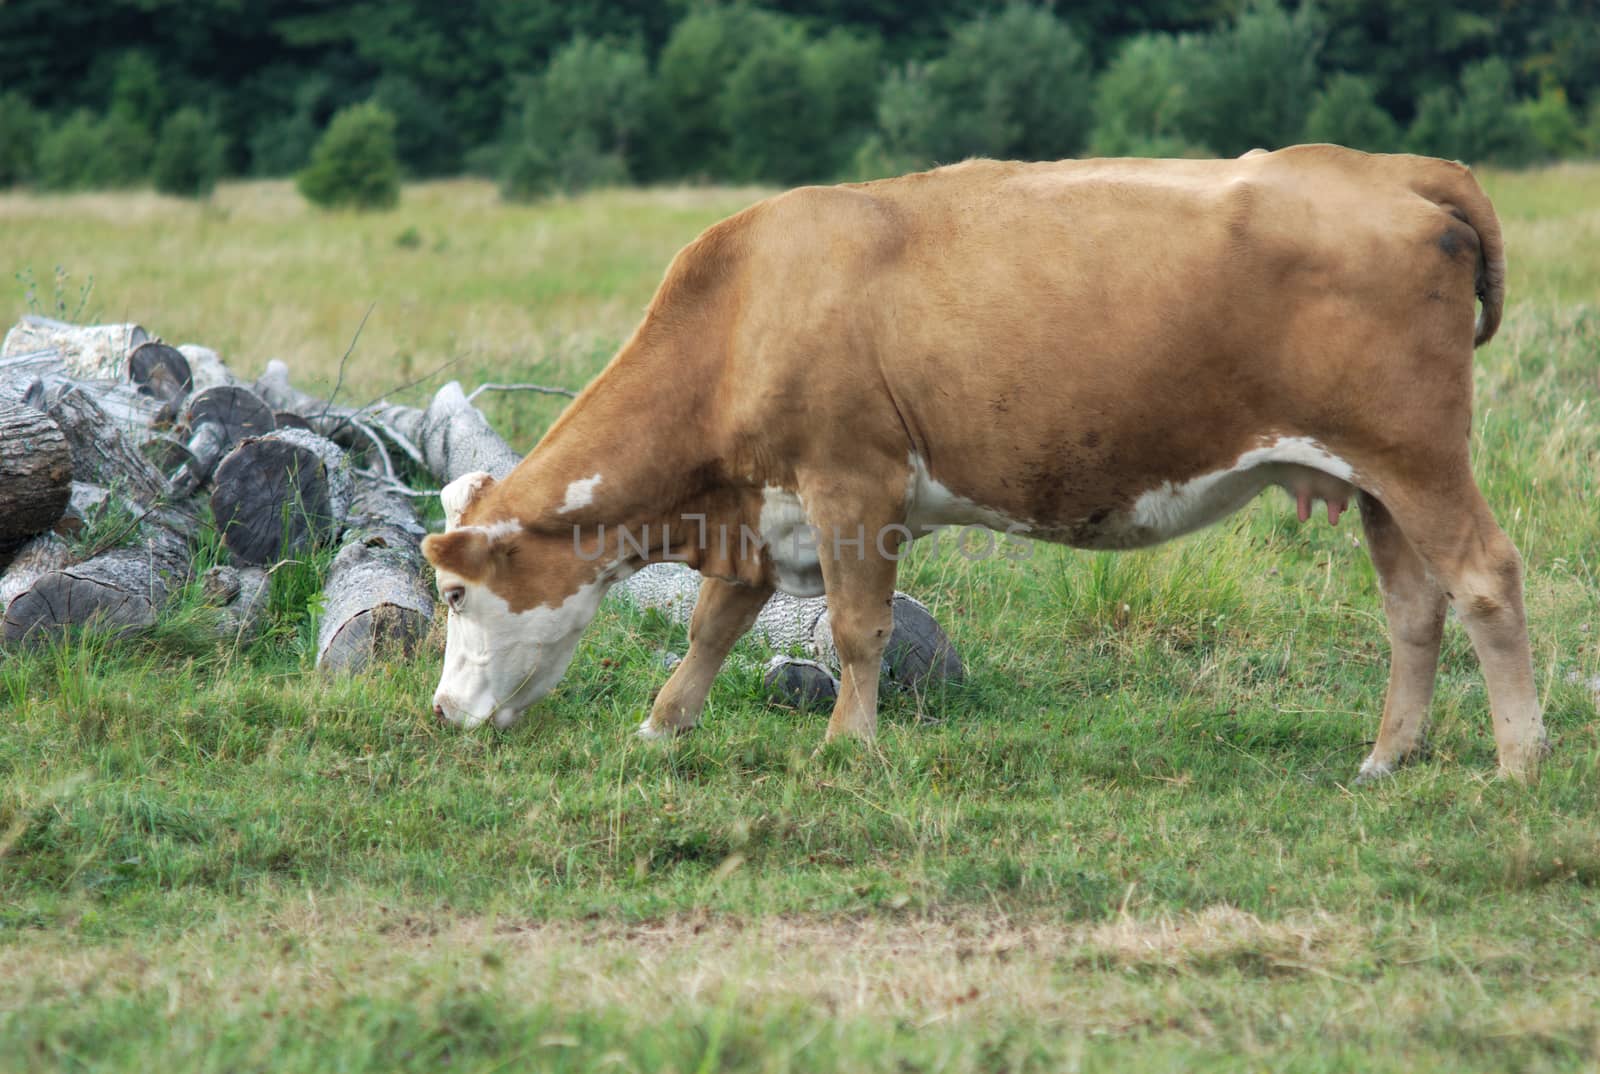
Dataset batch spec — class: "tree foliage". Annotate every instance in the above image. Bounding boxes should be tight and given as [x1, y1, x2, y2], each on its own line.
[498, 35, 651, 199]
[1177, 0, 1325, 156]
[1303, 74, 1402, 153]
[906, 3, 1095, 164]
[153, 107, 226, 198]
[0, 93, 43, 186]
[0, 0, 1593, 194]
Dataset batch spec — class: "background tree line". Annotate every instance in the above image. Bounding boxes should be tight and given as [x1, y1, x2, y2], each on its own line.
[1, 0, 1596, 204]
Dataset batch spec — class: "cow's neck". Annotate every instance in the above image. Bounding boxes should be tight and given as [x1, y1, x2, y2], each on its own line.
[491, 337, 762, 583]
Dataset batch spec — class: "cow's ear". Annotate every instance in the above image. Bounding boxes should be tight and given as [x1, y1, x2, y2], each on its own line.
[440, 471, 496, 530]
[422, 528, 491, 582]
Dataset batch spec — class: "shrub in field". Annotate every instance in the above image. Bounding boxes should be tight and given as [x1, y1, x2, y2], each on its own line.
[107, 51, 166, 139]
[35, 110, 153, 191]
[720, 27, 880, 184]
[498, 35, 651, 200]
[0, 92, 43, 185]
[296, 102, 400, 210]
[1178, 0, 1323, 156]
[1303, 73, 1402, 152]
[913, 3, 1094, 164]
[152, 107, 226, 198]
[1089, 33, 1210, 157]
[1515, 87, 1585, 163]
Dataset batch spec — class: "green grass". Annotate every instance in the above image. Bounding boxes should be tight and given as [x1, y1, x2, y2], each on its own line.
[2, 169, 1599, 1072]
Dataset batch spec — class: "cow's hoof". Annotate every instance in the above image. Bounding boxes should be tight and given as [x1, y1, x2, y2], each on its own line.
[1353, 756, 1394, 785]
[636, 717, 677, 741]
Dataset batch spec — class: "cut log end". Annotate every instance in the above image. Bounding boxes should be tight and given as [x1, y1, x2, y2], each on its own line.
[210, 430, 349, 566]
[319, 604, 430, 674]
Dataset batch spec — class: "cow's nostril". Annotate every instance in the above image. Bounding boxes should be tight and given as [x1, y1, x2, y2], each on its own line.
[432, 702, 447, 721]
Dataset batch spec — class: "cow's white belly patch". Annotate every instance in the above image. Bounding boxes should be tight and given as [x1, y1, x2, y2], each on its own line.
[906, 455, 1029, 532]
[906, 438, 1358, 551]
[1127, 437, 1355, 541]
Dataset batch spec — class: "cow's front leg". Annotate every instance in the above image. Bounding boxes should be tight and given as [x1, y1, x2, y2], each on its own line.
[639, 576, 772, 738]
[1356, 492, 1448, 781]
[808, 504, 903, 742]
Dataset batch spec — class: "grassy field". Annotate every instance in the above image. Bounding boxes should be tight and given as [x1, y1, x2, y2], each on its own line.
[2, 164, 1599, 1072]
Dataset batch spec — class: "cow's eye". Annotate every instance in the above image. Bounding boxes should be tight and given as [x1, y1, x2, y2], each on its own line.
[444, 586, 465, 612]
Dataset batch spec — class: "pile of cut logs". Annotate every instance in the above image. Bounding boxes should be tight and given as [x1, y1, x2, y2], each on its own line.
[0, 315, 962, 704]
[0, 315, 514, 671]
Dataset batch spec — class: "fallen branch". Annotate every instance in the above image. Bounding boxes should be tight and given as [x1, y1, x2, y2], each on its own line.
[466, 381, 576, 403]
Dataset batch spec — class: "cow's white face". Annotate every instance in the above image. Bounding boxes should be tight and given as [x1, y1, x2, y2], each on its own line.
[422, 471, 611, 729]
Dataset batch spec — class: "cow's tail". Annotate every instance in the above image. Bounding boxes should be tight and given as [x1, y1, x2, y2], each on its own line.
[1416, 160, 1506, 347]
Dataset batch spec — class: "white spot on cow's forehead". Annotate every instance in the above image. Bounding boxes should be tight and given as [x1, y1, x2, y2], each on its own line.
[441, 470, 494, 530]
[482, 518, 523, 541]
[558, 473, 603, 514]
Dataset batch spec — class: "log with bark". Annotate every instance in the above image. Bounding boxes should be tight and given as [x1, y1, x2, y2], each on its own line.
[1, 513, 191, 645]
[1, 316, 149, 379]
[201, 564, 270, 643]
[40, 382, 172, 506]
[210, 428, 351, 566]
[315, 470, 433, 673]
[0, 401, 73, 557]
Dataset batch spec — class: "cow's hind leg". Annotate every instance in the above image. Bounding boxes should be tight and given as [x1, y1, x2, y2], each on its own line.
[1356, 492, 1448, 781]
[638, 576, 772, 738]
[1374, 472, 1544, 778]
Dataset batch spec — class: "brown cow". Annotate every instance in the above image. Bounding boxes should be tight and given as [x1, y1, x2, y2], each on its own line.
[423, 145, 1543, 780]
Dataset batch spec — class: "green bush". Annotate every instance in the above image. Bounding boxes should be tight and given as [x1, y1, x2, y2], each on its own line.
[1303, 73, 1401, 152]
[0, 93, 43, 185]
[1516, 88, 1584, 161]
[296, 102, 400, 210]
[373, 74, 462, 177]
[1454, 58, 1538, 165]
[1090, 34, 1209, 157]
[152, 107, 226, 197]
[1179, 0, 1323, 156]
[248, 75, 338, 177]
[1406, 58, 1540, 165]
[865, 63, 942, 174]
[1405, 87, 1459, 158]
[498, 35, 651, 200]
[107, 51, 166, 137]
[719, 27, 880, 184]
[651, 5, 786, 178]
[35, 110, 153, 191]
[933, 3, 1093, 162]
